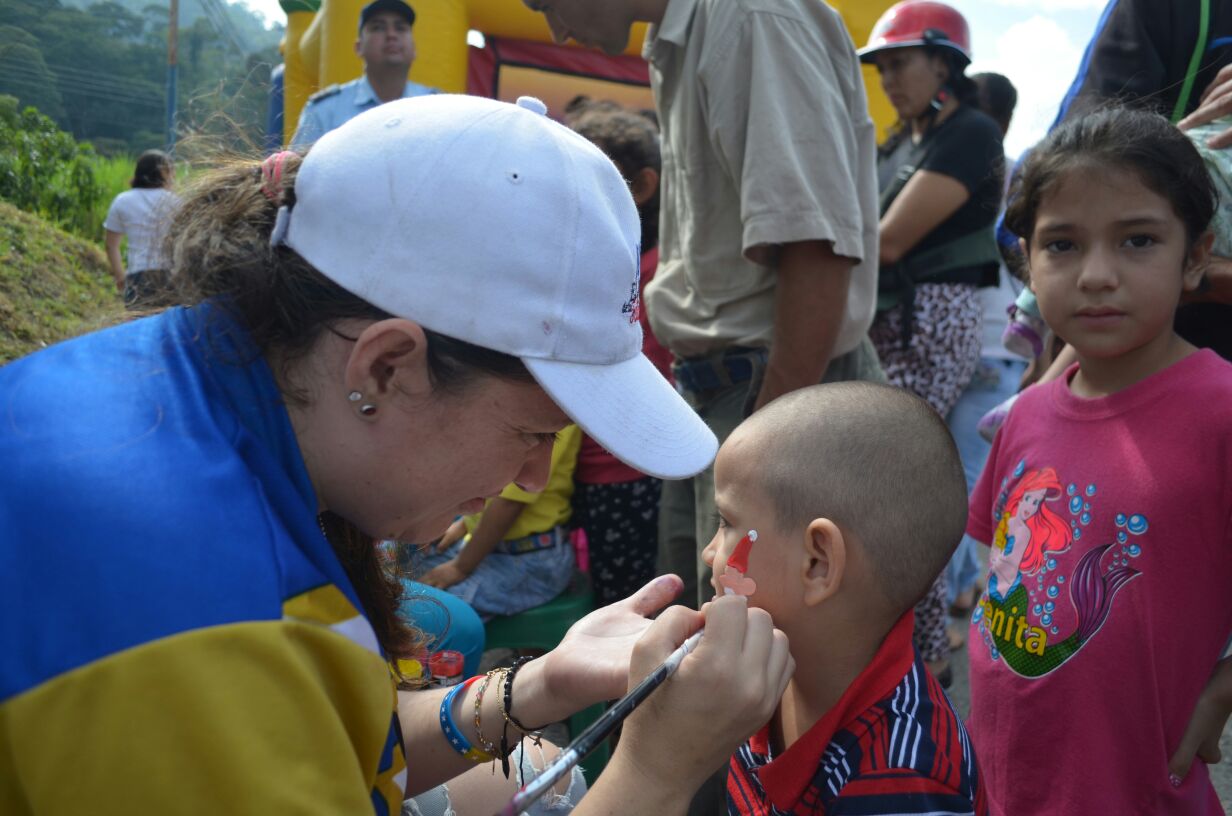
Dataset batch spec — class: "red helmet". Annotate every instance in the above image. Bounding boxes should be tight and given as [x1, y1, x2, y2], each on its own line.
[858, 1, 971, 66]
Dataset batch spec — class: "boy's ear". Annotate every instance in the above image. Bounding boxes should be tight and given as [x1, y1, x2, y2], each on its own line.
[1183, 230, 1215, 292]
[801, 518, 845, 607]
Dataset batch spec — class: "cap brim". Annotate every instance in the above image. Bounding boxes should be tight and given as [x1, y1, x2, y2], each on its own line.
[857, 39, 969, 65]
[857, 40, 925, 63]
[524, 354, 717, 480]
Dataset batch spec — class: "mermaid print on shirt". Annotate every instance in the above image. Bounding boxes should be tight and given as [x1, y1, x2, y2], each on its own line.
[973, 459, 1148, 679]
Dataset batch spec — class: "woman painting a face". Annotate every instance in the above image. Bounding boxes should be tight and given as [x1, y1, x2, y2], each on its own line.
[0, 95, 793, 815]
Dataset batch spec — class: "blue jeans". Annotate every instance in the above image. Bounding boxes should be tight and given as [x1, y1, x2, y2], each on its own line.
[944, 356, 1026, 605]
[412, 528, 575, 620]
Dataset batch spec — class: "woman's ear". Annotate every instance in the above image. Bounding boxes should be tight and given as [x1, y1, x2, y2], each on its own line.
[343, 319, 432, 410]
[928, 52, 951, 85]
[1183, 230, 1215, 292]
[801, 518, 846, 607]
[629, 166, 659, 207]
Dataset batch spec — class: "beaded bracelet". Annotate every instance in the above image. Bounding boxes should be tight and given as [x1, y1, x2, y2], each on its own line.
[497, 657, 549, 778]
[439, 676, 494, 763]
[502, 656, 550, 736]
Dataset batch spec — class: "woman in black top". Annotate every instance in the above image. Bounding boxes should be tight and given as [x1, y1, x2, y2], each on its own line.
[859, 0, 1005, 683]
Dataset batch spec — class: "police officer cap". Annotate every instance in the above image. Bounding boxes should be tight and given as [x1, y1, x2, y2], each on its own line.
[359, 0, 415, 32]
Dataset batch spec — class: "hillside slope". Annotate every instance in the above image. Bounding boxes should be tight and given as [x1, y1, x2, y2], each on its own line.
[0, 201, 122, 364]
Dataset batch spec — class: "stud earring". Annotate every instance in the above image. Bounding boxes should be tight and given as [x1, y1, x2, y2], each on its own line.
[348, 390, 363, 402]
[360, 403, 378, 416]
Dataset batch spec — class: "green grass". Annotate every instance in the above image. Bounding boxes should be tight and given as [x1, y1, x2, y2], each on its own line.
[0, 201, 123, 364]
[89, 153, 136, 240]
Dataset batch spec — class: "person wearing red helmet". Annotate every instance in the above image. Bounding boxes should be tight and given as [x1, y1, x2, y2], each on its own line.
[859, 0, 1006, 689]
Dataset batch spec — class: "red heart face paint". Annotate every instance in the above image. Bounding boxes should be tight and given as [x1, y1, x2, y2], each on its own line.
[718, 530, 758, 597]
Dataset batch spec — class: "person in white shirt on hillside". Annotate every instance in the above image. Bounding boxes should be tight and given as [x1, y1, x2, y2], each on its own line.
[103, 149, 180, 308]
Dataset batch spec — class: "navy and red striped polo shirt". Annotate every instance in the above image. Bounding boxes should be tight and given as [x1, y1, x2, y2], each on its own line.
[728, 612, 986, 815]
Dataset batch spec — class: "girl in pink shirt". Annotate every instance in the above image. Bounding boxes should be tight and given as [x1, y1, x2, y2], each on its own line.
[966, 106, 1232, 814]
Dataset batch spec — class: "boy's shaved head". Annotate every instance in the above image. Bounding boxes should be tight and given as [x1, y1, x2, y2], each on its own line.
[736, 382, 967, 612]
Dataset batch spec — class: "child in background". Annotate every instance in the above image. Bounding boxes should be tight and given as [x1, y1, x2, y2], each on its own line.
[966, 107, 1232, 814]
[567, 106, 676, 606]
[702, 382, 985, 814]
[413, 426, 582, 619]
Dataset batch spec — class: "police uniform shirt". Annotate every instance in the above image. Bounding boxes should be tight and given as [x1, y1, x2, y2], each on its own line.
[290, 74, 439, 146]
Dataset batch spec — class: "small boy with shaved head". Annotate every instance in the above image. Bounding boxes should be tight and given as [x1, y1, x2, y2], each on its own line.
[702, 382, 987, 815]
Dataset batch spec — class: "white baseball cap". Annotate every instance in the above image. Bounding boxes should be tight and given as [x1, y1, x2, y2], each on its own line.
[277, 94, 717, 480]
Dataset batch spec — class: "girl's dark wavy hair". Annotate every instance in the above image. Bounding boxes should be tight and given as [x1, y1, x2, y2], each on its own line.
[1005, 106, 1217, 251]
[132, 149, 172, 189]
[163, 151, 533, 669]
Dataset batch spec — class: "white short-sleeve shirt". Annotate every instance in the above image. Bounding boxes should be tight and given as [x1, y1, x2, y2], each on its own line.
[103, 188, 180, 275]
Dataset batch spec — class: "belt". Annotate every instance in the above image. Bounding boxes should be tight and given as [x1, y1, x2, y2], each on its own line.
[494, 527, 564, 556]
[673, 347, 768, 395]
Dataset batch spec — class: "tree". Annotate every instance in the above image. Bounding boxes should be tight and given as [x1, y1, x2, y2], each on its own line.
[1, 0, 281, 153]
[0, 27, 65, 121]
[0, 98, 104, 237]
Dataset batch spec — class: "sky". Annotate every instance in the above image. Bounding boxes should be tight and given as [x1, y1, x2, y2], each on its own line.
[238, 0, 1108, 158]
[951, 0, 1107, 158]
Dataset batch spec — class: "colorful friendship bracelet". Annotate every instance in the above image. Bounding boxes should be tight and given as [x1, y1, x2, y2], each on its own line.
[472, 668, 506, 758]
[439, 675, 494, 763]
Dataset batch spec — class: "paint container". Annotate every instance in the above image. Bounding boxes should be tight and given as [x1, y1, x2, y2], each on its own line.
[428, 650, 465, 686]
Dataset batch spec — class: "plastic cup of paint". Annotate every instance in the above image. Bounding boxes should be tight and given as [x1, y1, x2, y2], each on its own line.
[429, 650, 465, 686]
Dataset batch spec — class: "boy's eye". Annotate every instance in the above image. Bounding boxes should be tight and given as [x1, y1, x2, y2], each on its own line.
[1123, 234, 1157, 249]
[1043, 239, 1075, 254]
[716, 515, 730, 530]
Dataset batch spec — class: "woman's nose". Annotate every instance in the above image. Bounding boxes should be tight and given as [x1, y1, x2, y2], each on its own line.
[512, 439, 554, 493]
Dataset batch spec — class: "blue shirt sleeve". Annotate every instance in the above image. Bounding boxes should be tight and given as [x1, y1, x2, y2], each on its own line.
[291, 102, 326, 147]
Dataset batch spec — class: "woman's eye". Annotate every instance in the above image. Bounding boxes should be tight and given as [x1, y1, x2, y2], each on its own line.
[1124, 234, 1156, 249]
[717, 516, 730, 530]
[533, 432, 559, 445]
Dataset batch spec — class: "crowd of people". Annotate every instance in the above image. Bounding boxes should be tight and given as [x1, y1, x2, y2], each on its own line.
[7, 0, 1232, 814]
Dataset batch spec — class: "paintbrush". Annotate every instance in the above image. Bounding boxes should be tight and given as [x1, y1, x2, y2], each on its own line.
[493, 629, 705, 816]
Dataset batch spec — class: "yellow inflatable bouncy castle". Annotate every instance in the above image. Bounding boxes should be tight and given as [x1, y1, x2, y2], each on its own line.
[277, 0, 897, 145]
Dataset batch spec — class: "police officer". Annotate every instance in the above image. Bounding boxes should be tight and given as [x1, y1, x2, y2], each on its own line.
[290, 0, 439, 146]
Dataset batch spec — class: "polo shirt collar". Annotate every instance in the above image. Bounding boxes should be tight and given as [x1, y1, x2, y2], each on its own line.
[754, 610, 917, 811]
[404, 79, 432, 97]
[644, 0, 699, 60]
[355, 75, 425, 106]
[353, 75, 379, 107]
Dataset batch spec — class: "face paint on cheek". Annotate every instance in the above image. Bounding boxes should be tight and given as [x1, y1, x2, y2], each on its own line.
[718, 530, 758, 597]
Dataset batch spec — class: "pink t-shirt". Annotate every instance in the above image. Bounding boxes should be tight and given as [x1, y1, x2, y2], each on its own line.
[966, 349, 1232, 816]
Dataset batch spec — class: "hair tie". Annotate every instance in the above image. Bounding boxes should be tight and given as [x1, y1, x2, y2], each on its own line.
[260, 150, 296, 202]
